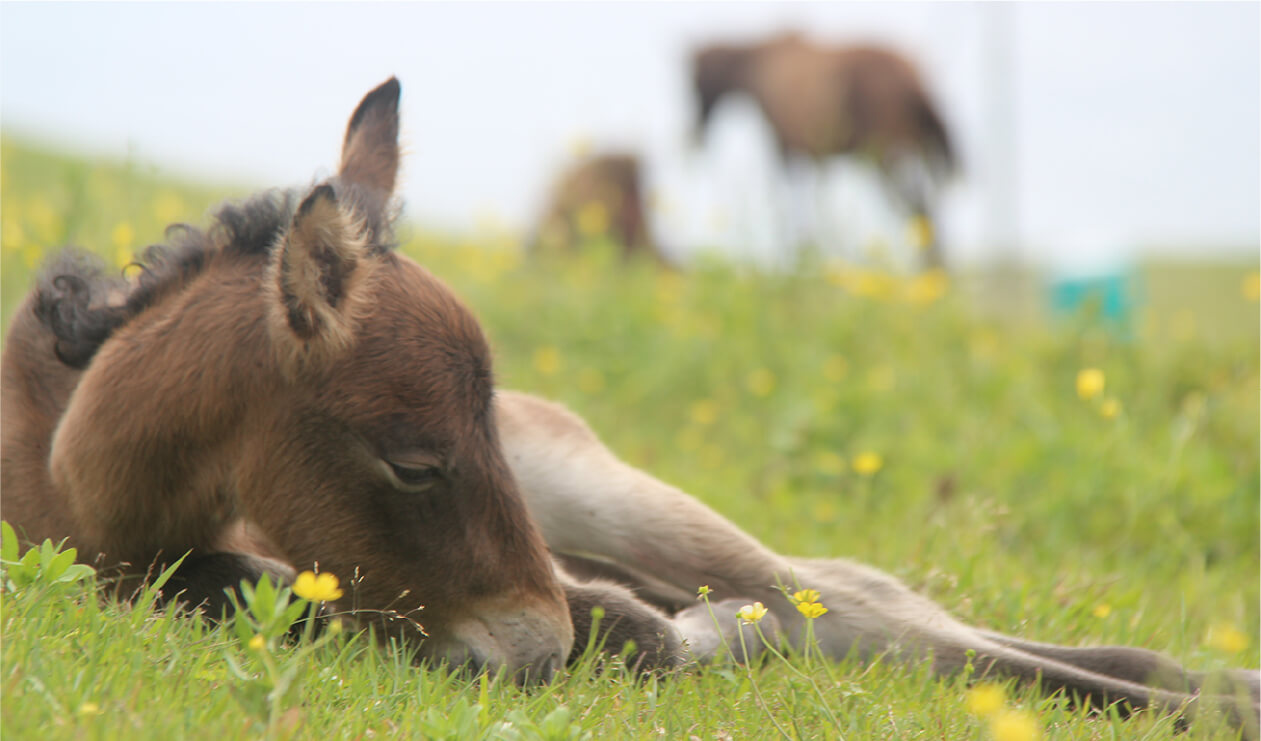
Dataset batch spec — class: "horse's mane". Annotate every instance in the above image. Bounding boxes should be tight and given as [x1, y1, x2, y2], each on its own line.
[36, 183, 396, 369]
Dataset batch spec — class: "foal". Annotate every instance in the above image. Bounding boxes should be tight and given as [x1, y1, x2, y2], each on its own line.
[1, 79, 600, 684]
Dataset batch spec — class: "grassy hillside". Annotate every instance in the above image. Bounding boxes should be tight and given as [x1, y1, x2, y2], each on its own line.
[2, 137, 1258, 739]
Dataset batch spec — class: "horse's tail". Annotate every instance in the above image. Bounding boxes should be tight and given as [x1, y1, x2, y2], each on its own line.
[914, 95, 957, 182]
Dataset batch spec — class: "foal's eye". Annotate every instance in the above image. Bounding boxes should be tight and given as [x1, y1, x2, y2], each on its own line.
[385, 461, 442, 491]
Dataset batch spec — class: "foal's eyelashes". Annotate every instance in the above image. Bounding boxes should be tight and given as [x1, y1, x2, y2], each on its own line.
[386, 460, 444, 491]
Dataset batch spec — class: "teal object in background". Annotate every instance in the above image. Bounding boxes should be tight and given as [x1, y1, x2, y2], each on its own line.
[1047, 269, 1139, 325]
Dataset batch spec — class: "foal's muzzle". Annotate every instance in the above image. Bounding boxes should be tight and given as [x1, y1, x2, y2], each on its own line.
[431, 606, 574, 686]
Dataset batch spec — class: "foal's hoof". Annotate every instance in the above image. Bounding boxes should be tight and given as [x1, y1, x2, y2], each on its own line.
[672, 598, 784, 664]
[565, 579, 686, 674]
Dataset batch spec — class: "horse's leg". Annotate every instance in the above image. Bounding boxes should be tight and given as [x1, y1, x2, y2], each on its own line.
[497, 391, 1258, 730]
[559, 572, 684, 672]
[496, 390, 795, 613]
[975, 629, 1261, 702]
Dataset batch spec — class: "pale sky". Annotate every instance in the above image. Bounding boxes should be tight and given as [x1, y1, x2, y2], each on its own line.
[2, 2, 1258, 267]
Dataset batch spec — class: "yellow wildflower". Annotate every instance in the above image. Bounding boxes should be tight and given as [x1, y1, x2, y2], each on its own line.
[1206, 623, 1249, 654]
[1076, 368, 1105, 400]
[746, 368, 776, 397]
[907, 214, 935, 251]
[111, 221, 134, 250]
[696, 585, 712, 599]
[796, 601, 828, 619]
[1, 218, 24, 250]
[293, 570, 344, 602]
[77, 701, 103, 716]
[689, 398, 719, 426]
[249, 634, 266, 651]
[1092, 604, 1112, 619]
[153, 192, 186, 224]
[1243, 271, 1260, 302]
[736, 601, 768, 624]
[905, 269, 949, 305]
[532, 346, 562, 376]
[1099, 398, 1121, 419]
[791, 589, 821, 605]
[989, 708, 1042, 741]
[22, 244, 42, 269]
[575, 201, 609, 238]
[852, 451, 883, 476]
[965, 682, 1005, 716]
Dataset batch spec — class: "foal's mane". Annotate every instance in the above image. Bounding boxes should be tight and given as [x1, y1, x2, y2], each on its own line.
[37, 183, 396, 369]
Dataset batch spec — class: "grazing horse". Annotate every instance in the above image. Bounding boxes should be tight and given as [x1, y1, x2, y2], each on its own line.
[2, 79, 1256, 734]
[692, 33, 957, 270]
[532, 152, 664, 265]
[0, 78, 676, 684]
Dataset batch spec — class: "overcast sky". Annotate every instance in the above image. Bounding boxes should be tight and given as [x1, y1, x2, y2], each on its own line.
[2, 2, 1258, 267]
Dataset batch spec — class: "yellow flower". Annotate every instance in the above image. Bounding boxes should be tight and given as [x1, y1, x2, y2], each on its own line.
[736, 601, 768, 624]
[153, 192, 186, 224]
[1206, 623, 1249, 654]
[696, 585, 712, 599]
[1076, 368, 1105, 400]
[111, 221, 135, 250]
[1092, 603, 1112, 619]
[293, 570, 344, 602]
[746, 368, 776, 397]
[1, 218, 24, 250]
[77, 701, 103, 716]
[1098, 398, 1121, 419]
[907, 214, 935, 251]
[791, 589, 821, 605]
[796, 601, 828, 619]
[989, 708, 1041, 741]
[1243, 271, 1260, 302]
[965, 682, 1005, 716]
[689, 398, 719, 426]
[852, 451, 883, 476]
[904, 269, 949, 305]
[576, 201, 609, 238]
[533, 346, 562, 376]
[249, 634, 266, 651]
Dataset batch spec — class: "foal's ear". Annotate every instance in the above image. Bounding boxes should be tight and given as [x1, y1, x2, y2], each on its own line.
[267, 184, 377, 374]
[340, 77, 401, 195]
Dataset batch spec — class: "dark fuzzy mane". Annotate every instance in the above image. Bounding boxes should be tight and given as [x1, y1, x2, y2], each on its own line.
[36, 182, 397, 369]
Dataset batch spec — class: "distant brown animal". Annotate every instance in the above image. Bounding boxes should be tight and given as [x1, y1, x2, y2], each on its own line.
[0, 78, 678, 684]
[532, 152, 664, 264]
[693, 33, 956, 270]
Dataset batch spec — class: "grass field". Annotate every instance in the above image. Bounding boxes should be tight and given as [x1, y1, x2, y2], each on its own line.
[1, 137, 1258, 740]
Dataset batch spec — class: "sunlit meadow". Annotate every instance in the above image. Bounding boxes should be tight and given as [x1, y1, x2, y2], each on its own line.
[2, 137, 1258, 739]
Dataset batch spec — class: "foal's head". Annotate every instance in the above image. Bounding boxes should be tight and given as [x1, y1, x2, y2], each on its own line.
[237, 79, 571, 682]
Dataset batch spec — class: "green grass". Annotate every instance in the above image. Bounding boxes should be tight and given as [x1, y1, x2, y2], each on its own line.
[2, 136, 1258, 739]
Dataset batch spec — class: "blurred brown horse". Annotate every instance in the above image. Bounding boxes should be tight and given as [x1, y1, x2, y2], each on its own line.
[693, 33, 956, 269]
[532, 152, 666, 265]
